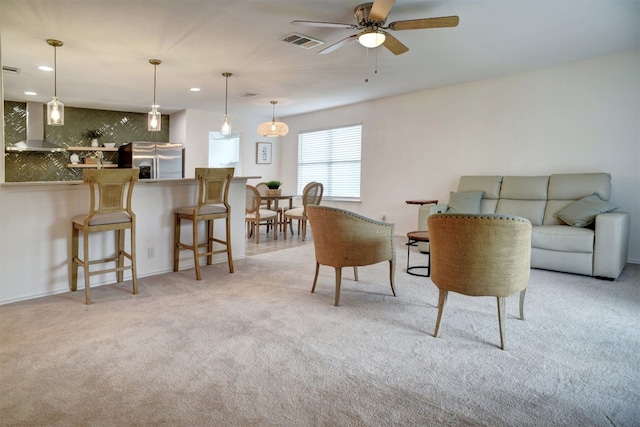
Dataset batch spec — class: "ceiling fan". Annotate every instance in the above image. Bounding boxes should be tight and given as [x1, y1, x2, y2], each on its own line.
[291, 0, 459, 55]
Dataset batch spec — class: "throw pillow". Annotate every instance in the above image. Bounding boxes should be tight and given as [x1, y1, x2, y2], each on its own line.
[447, 191, 484, 214]
[554, 194, 619, 227]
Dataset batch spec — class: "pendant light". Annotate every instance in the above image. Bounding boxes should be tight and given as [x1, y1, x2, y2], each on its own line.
[46, 39, 64, 126]
[221, 72, 232, 136]
[148, 59, 162, 131]
[258, 101, 289, 137]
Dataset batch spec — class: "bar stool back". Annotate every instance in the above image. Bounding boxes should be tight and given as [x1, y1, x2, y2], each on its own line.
[71, 168, 139, 304]
[173, 167, 235, 280]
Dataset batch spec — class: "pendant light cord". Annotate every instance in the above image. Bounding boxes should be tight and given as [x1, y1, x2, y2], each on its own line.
[153, 63, 157, 107]
[53, 45, 58, 97]
[224, 74, 229, 115]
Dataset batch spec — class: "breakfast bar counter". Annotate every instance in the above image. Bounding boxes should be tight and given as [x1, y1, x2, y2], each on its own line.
[0, 176, 259, 304]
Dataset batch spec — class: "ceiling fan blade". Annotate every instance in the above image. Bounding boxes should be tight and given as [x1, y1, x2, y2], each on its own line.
[388, 16, 459, 31]
[369, 0, 396, 23]
[291, 20, 357, 29]
[382, 32, 409, 55]
[318, 34, 358, 54]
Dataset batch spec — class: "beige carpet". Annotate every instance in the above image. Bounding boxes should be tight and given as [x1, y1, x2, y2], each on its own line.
[1, 241, 639, 426]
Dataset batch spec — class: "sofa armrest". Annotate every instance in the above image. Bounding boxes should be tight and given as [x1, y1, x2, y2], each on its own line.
[594, 211, 630, 279]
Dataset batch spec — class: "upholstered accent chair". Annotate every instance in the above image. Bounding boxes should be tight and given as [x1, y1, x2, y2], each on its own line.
[306, 205, 396, 306]
[173, 168, 235, 280]
[245, 184, 278, 244]
[71, 168, 139, 304]
[428, 213, 531, 350]
[283, 181, 323, 241]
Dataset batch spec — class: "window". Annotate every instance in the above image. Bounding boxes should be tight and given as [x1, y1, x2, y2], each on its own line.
[209, 131, 240, 172]
[297, 124, 362, 200]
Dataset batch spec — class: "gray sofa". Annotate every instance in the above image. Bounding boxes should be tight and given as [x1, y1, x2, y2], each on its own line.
[427, 173, 630, 280]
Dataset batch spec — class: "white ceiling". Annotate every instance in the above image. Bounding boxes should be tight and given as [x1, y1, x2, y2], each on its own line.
[2, 0, 638, 119]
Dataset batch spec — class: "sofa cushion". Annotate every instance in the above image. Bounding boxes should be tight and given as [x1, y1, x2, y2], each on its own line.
[495, 176, 549, 226]
[547, 173, 611, 201]
[554, 194, 619, 227]
[457, 176, 501, 213]
[532, 225, 594, 253]
[447, 191, 484, 214]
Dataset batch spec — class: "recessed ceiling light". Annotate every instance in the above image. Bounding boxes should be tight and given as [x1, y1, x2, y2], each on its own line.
[190, 87, 201, 92]
[24, 91, 37, 96]
[38, 65, 53, 72]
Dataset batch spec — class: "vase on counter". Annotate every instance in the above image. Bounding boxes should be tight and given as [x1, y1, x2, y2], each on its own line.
[91, 139, 99, 147]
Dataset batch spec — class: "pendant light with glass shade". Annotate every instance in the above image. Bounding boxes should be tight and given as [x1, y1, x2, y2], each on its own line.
[46, 39, 64, 126]
[148, 59, 162, 132]
[221, 72, 232, 136]
[258, 101, 289, 137]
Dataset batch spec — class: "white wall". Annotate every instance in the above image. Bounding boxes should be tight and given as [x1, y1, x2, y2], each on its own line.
[170, 108, 282, 185]
[278, 51, 640, 263]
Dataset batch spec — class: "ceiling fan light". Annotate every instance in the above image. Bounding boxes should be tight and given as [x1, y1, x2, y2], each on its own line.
[358, 31, 385, 48]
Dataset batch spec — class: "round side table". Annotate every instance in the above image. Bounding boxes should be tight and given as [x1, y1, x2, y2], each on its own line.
[406, 230, 430, 277]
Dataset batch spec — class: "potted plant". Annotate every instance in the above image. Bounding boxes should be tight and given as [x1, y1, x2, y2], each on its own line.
[84, 129, 104, 147]
[265, 180, 282, 196]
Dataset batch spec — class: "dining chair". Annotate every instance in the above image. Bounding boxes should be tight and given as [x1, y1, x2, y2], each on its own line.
[283, 181, 323, 241]
[70, 168, 139, 304]
[245, 185, 278, 243]
[173, 167, 234, 280]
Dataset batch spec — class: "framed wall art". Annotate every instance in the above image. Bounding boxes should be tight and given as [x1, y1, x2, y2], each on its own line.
[256, 142, 272, 164]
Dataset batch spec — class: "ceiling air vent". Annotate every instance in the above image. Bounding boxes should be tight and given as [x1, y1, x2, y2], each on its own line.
[236, 92, 258, 98]
[2, 66, 21, 74]
[282, 33, 324, 49]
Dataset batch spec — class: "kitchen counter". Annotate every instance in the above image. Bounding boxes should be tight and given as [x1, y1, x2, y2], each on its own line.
[0, 176, 260, 304]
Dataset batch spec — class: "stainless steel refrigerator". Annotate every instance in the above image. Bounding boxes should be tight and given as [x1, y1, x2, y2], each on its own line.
[118, 142, 184, 179]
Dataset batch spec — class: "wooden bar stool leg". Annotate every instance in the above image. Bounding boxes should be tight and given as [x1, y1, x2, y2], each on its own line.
[207, 219, 214, 266]
[173, 215, 181, 272]
[192, 219, 202, 281]
[71, 226, 79, 292]
[83, 230, 91, 305]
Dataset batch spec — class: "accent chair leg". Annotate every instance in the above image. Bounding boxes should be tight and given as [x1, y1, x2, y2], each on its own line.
[334, 267, 342, 306]
[497, 296, 506, 350]
[519, 289, 526, 320]
[311, 262, 320, 293]
[389, 260, 396, 297]
[353, 266, 359, 282]
[433, 289, 448, 337]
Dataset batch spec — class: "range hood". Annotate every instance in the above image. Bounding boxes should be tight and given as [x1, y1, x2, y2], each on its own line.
[5, 102, 66, 152]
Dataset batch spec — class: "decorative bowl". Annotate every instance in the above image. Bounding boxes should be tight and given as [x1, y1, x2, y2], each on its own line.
[103, 143, 116, 148]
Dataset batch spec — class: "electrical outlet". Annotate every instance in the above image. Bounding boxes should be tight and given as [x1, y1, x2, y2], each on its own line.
[148, 247, 155, 258]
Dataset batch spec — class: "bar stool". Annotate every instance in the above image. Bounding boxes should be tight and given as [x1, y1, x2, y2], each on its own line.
[406, 230, 431, 277]
[173, 168, 235, 280]
[70, 168, 139, 305]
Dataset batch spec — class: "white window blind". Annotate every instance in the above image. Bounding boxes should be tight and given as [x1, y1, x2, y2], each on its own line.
[297, 124, 361, 200]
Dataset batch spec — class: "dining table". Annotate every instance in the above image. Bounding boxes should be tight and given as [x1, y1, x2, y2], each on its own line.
[261, 193, 295, 231]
